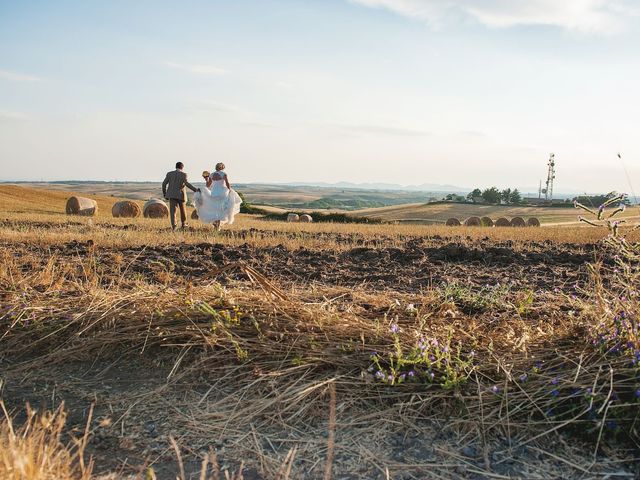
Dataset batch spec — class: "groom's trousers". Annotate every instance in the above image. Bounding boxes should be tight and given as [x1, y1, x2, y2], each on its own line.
[169, 198, 187, 229]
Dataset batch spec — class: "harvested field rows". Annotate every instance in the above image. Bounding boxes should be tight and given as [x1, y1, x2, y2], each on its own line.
[1, 189, 639, 479]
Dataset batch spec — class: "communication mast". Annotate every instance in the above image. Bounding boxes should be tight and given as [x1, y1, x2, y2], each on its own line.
[543, 153, 555, 201]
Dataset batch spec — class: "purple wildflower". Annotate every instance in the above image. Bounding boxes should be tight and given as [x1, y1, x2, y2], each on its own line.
[491, 385, 499, 394]
[390, 324, 399, 334]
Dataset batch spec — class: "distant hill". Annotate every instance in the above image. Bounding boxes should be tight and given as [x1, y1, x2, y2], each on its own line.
[0, 184, 199, 219]
[3, 181, 443, 211]
[282, 181, 468, 192]
[349, 202, 640, 226]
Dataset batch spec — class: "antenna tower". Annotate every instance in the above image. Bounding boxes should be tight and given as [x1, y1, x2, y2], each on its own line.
[544, 153, 555, 201]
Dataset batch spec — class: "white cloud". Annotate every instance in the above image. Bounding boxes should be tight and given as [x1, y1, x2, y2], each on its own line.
[166, 62, 228, 76]
[335, 123, 431, 137]
[0, 69, 42, 82]
[186, 99, 245, 114]
[0, 110, 29, 120]
[350, 0, 638, 33]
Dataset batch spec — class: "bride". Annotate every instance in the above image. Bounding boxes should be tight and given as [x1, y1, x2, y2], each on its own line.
[194, 162, 242, 230]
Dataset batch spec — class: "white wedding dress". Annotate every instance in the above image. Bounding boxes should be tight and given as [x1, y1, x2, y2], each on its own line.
[194, 172, 242, 225]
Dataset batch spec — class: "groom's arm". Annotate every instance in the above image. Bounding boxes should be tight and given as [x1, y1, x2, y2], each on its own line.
[185, 174, 198, 192]
[162, 174, 169, 198]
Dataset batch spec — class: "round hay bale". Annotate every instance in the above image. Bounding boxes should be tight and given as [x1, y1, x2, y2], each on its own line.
[495, 217, 511, 227]
[299, 214, 313, 223]
[445, 217, 461, 226]
[527, 217, 541, 227]
[464, 216, 482, 227]
[111, 200, 141, 218]
[66, 196, 98, 216]
[143, 199, 169, 219]
[480, 216, 494, 227]
[510, 216, 526, 227]
[191, 210, 199, 220]
[287, 213, 300, 223]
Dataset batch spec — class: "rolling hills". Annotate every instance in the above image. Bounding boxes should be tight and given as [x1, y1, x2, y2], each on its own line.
[350, 201, 640, 225]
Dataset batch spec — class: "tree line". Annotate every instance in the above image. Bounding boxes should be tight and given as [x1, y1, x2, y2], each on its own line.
[444, 188, 522, 204]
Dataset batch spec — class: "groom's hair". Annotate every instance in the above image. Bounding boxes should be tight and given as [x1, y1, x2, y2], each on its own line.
[175, 162, 184, 170]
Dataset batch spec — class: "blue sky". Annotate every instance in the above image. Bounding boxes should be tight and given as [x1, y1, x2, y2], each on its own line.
[1, 0, 639, 193]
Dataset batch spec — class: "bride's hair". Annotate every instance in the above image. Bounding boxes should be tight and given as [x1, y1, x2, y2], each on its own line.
[215, 162, 225, 171]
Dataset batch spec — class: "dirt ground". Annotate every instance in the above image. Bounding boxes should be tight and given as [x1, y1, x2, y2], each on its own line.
[1, 228, 638, 479]
[5, 229, 601, 292]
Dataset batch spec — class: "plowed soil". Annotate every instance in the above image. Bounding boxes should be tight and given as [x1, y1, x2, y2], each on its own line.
[6, 232, 604, 294]
[2, 230, 633, 479]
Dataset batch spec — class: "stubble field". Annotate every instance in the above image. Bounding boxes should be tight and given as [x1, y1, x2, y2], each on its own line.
[1, 185, 639, 479]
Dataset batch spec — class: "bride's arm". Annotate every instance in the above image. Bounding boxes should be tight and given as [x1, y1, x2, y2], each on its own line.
[225, 175, 231, 189]
[206, 177, 213, 188]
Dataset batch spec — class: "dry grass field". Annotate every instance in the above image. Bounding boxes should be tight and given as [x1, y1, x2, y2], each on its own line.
[1, 184, 640, 479]
[10, 182, 433, 212]
[0, 184, 196, 219]
[353, 201, 640, 226]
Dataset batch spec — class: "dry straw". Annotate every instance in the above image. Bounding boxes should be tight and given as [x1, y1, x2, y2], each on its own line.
[65, 196, 97, 216]
[111, 200, 141, 218]
[2, 251, 638, 477]
[480, 216, 494, 227]
[464, 216, 482, 227]
[0, 401, 93, 480]
[2, 213, 640, 477]
[510, 216, 526, 227]
[143, 198, 169, 218]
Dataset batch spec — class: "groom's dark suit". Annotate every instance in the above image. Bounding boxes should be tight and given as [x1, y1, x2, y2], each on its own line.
[162, 169, 197, 229]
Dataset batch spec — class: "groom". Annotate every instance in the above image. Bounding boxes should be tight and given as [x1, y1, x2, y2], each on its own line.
[162, 162, 199, 230]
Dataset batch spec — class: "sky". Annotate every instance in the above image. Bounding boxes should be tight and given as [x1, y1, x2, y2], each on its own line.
[1, 0, 640, 193]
